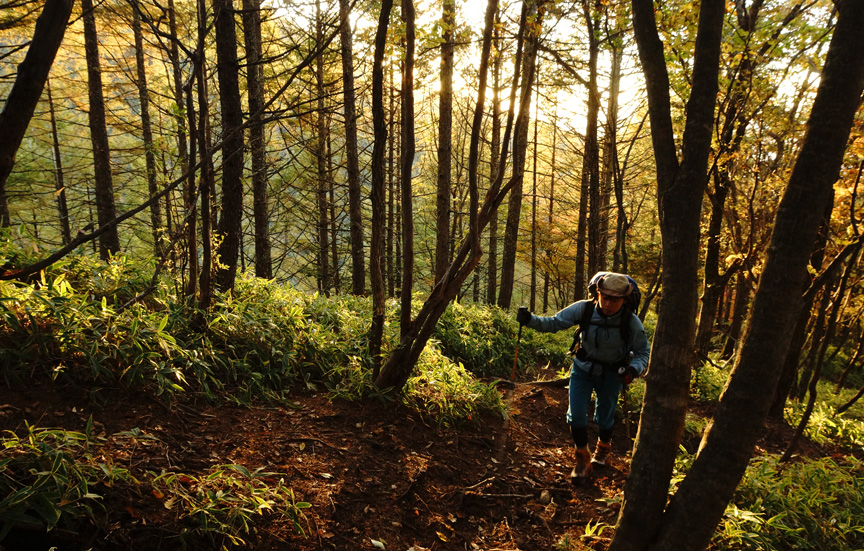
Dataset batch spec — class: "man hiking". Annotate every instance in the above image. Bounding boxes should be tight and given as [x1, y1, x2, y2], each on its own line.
[516, 272, 650, 480]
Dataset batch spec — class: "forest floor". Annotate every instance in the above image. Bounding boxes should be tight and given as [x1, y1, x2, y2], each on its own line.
[0, 367, 828, 551]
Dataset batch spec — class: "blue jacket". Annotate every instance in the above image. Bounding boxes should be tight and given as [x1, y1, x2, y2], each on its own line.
[525, 300, 650, 376]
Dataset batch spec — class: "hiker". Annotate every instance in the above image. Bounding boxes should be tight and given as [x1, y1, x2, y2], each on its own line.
[516, 272, 650, 480]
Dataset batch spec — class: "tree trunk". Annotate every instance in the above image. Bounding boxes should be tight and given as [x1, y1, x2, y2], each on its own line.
[400, 0, 416, 335]
[543, 101, 558, 312]
[131, 0, 163, 258]
[339, 0, 365, 295]
[529, 106, 539, 311]
[498, 0, 537, 310]
[166, 0, 195, 296]
[434, 0, 455, 285]
[609, 0, 726, 549]
[369, 0, 393, 379]
[315, 0, 330, 297]
[486, 11, 502, 305]
[583, 0, 602, 276]
[214, 0, 245, 293]
[0, 0, 74, 227]
[650, 4, 864, 550]
[46, 80, 72, 245]
[82, 0, 121, 260]
[376, 0, 503, 391]
[242, 0, 272, 279]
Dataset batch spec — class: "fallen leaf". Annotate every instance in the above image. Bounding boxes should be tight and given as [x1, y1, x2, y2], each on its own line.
[370, 538, 386, 549]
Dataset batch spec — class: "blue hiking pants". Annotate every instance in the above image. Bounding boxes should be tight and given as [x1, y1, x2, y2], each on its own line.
[567, 363, 622, 432]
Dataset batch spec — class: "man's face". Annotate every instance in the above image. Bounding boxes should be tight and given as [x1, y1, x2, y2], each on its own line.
[597, 291, 625, 316]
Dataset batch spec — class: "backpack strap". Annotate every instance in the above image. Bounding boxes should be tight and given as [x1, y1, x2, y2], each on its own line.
[569, 300, 596, 354]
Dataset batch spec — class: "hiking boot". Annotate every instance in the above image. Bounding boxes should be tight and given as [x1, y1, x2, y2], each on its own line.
[592, 441, 612, 467]
[570, 446, 592, 480]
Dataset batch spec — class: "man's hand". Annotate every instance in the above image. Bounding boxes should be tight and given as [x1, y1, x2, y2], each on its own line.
[516, 306, 531, 326]
[618, 365, 638, 386]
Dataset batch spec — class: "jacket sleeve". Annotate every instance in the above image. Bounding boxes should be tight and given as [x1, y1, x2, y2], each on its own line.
[627, 315, 651, 375]
[525, 301, 585, 333]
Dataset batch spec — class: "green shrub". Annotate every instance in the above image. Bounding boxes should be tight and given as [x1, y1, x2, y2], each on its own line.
[717, 455, 864, 550]
[402, 344, 505, 428]
[0, 421, 134, 540]
[150, 464, 310, 548]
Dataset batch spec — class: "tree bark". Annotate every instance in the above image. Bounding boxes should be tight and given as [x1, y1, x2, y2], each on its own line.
[82, 0, 121, 260]
[583, 0, 602, 276]
[315, 0, 330, 296]
[434, 0, 455, 285]
[400, 0, 416, 335]
[46, 80, 72, 245]
[0, 0, 74, 227]
[498, 0, 537, 310]
[369, 0, 393, 379]
[131, 0, 163, 258]
[339, 0, 365, 295]
[214, 0, 245, 292]
[609, 0, 726, 549]
[653, 4, 864, 549]
[242, 0, 272, 279]
[486, 9, 502, 305]
[376, 0, 502, 391]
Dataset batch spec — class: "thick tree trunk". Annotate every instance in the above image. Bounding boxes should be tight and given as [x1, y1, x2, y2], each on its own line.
[339, 0, 365, 295]
[214, 0, 245, 292]
[0, 0, 74, 227]
[653, 4, 864, 550]
[609, 0, 726, 549]
[82, 0, 121, 260]
[242, 0, 272, 279]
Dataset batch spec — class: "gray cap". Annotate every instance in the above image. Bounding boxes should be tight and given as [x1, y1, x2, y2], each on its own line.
[598, 273, 632, 297]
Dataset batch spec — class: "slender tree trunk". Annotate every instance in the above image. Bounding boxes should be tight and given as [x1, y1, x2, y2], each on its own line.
[214, 0, 245, 292]
[47, 80, 72, 245]
[434, 0, 455, 285]
[543, 101, 558, 312]
[486, 11, 502, 305]
[242, 0, 272, 279]
[583, 0, 602, 276]
[721, 270, 752, 359]
[195, 0, 214, 309]
[131, 0, 163, 257]
[369, 0, 393, 379]
[166, 0, 194, 295]
[607, 43, 626, 274]
[386, 64, 396, 298]
[82, 0, 121, 260]
[0, 0, 74, 227]
[649, 5, 864, 550]
[609, 0, 726, 549]
[376, 0, 503, 391]
[400, 0, 416, 335]
[498, 0, 537, 310]
[339, 0, 365, 295]
[315, 0, 330, 296]
[529, 104, 539, 311]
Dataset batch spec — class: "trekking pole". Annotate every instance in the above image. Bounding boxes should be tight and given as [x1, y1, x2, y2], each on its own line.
[621, 385, 632, 447]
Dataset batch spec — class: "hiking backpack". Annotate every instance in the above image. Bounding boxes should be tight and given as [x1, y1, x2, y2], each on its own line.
[569, 272, 641, 355]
